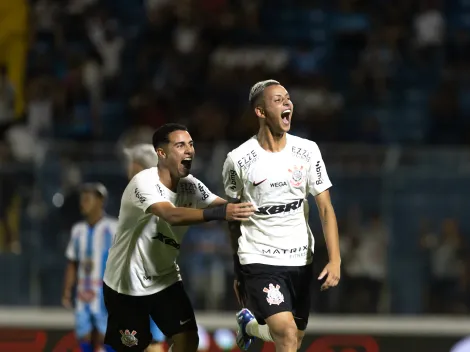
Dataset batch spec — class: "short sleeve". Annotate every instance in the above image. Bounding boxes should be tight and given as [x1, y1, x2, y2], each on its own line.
[132, 172, 168, 213]
[308, 143, 333, 197]
[222, 154, 243, 199]
[65, 226, 79, 261]
[191, 178, 218, 208]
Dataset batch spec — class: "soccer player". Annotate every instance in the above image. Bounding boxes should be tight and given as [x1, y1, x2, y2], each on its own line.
[103, 123, 254, 352]
[123, 143, 168, 351]
[63, 183, 118, 352]
[222, 80, 341, 352]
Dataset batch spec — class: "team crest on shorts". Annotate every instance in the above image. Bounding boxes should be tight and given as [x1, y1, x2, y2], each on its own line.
[263, 283, 285, 305]
[120, 329, 138, 347]
[288, 166, 304, 187]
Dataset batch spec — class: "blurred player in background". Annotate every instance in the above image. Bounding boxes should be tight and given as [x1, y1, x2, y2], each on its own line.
[222, 80, 341, 352]
[103, 124, 254, 352]
[123, 143, 167, 351]
[62, 183, 118, 352]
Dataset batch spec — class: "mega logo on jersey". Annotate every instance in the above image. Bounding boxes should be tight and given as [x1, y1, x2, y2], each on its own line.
[256, 199, 304, 215]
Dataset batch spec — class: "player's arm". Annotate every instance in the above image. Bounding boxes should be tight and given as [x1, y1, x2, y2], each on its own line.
[62, 260, 78, 309]
[309, 143, 341, 290]
[62, 230, 78, 309]
[221, 154, 246, 303]
[147, 201, 253, 226]
[132, 173, 253, 225]
[315, 190, 341, 266]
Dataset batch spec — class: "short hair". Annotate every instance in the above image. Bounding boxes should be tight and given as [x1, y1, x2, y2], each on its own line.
[80, 182, 108, 199]
[152, 123, 188, 149]
[124, 144, 158, 169]
[248, 79, 280, 107]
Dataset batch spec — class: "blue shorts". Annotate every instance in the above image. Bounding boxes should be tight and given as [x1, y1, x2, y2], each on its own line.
[150, 318, 165, 342]
[76, 309, 108, 338]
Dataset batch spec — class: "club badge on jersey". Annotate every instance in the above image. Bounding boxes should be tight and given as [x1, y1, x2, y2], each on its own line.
[288, 165, 305, 187]
[120, 329, 139, 347]
[263, 284, 285, 305]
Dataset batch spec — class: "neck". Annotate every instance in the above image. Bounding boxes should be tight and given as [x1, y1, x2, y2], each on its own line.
[86, 212, 104, 226]
[257, 124, 287, 152]
[158, 166, 179, 192]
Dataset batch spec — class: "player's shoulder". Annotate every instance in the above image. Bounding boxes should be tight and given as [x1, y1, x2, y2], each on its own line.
[226, 136, 258, 161]
[103, 216, 119, 226]
[132, 167, 158, 184]
[70, 221, 87, 235]
[287, 133, 319, 151]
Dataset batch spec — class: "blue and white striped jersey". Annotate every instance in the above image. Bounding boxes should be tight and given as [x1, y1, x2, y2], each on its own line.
[65, 216, 118, 313]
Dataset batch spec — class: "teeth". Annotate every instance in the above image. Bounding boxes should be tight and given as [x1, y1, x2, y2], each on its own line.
[183, 158, 192, 161]
[282, 109, 291, 114]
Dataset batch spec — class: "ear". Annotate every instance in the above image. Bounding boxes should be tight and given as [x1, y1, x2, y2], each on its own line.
[254, 106, 265, 119]
[156, 148, 166, 159]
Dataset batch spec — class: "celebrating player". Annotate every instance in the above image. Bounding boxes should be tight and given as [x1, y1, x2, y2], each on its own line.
[103, 123, 255, 352]
[62, 183, 118, 352]
[222, 80, 341, 352]
[122, 143, 169, 351]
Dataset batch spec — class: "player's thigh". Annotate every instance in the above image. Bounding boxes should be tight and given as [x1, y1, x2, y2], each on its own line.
[241, 264, 293, 323]
[103, 284, 152, 351]
[150, 281, 197, 339]
[75, 309, 93, 340]
[291, 263, 314, 331]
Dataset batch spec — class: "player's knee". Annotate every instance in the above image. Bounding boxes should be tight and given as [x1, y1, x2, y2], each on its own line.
[269, 322, 298, 348]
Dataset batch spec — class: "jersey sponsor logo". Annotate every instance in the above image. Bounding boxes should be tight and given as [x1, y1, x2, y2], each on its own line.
[229, 170, 238, 191]
[315, 161, 323, 185]
[263, 283, 284, 305]
[261, 245, 308, 256]
[237, 150, 258, 170]
[198, 183, 209, 200]
[156, 184, 164, 197]
[180, 183, 196, 194]
[288, 166, 305, 187]
[256, 199, 304, 215]
[291, 146, 311, 162]
[152, 232, 181, 249]
[253, 179, 267, 187]
[120, 330, 138, 347]
[270, 181, 287, 188]
[134, 188, 146, 203]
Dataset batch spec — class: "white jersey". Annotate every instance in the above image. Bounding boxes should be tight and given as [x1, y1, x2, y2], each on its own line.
[65, 216, 118, 313]
[222, 134, 332, 266]
[103, 167, 217, 296]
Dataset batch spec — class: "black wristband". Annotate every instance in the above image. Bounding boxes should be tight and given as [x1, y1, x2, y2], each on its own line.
[203, 204, 227, 221]
[233, 254, 242, 278]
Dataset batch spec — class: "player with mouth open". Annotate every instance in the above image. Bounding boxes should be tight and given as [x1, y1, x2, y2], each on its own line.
[222, 80, 341, 352]
[103, 123, 255, 352]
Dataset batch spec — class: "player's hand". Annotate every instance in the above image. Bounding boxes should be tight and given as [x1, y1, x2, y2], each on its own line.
[226, 202, 255, 221]
[318, 261, 341, 291]
[62, 292, 72, 309]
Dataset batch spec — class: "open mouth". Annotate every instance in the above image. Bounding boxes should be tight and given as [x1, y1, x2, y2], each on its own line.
[281, 109, 291, 125]
[181, 157, 193, 170]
